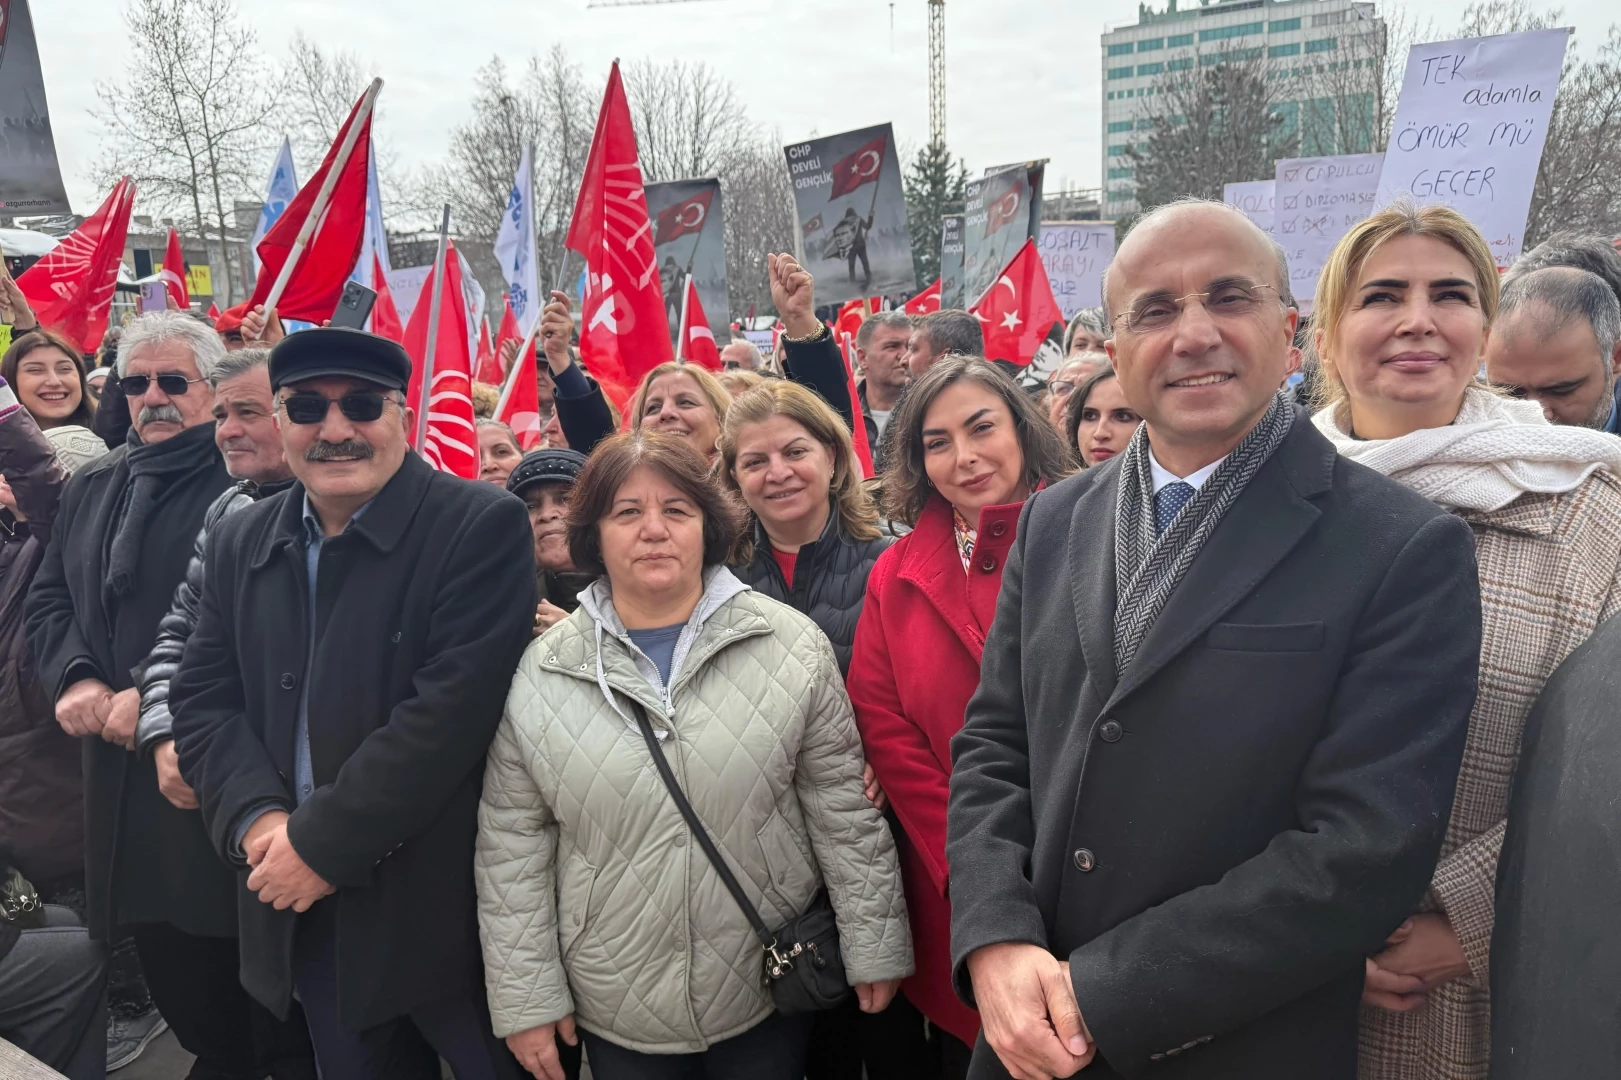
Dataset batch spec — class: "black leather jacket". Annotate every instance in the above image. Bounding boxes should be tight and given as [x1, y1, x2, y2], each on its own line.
[132, 476, 294, 756]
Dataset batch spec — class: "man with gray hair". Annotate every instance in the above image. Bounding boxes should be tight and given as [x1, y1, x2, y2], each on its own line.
[904, 308, 985, 376]
[719, 338, 764, 372]
[1488, 236, 1621, 433]
[25, 312, 309, 1079]
[855, 310, 912, 463]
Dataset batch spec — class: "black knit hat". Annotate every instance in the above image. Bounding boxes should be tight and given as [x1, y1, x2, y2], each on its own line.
[506, 447, 587, 497]
[268, 327, 412, 391]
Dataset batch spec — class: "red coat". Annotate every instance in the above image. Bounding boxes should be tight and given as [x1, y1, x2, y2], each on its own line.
[847, 493, 1024, 1047]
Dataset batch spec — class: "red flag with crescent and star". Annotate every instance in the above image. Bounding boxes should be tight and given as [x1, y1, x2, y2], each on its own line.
[161, 228, 190, 309]
[984, 184, 1024, 237]
[905, 278, 942, 316]
[970, 239, 1062, 367]
[828, 133, 888, 201]
[565, 61, 674, 407]
[654, 188, 715, 247]
[677, 278, 721, 371]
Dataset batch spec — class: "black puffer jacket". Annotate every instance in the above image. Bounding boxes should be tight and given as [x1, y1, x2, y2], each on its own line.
[132, 476, 295, 757]
[732, 508, 891, 675]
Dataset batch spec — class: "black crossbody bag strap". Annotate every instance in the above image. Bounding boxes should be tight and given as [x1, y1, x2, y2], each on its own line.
[629, 702, 777, 951]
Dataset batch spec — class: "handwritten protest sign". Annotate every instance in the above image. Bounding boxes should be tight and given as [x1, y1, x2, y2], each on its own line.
[1223, 181, 1276, 237]
[1037, 223, 1115, 320]
[1376, 28, 1569, 269]
[1275, 153, 1385, 313]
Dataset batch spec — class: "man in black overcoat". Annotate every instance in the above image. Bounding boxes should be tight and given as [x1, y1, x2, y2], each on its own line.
[26, 310, 311, 1077]
[946, 201, 1483, 1079]
[1491, 612, 1621, 1078]
[170, 328, 537, 1079]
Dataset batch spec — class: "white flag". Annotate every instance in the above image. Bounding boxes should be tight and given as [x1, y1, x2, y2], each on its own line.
[252, 137, 299, 272]
[352, 138, 391, 288]
[492, 146, 539, 336]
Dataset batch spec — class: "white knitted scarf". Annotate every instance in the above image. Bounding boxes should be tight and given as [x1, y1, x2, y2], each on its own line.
[1311, 386, 1621, 512]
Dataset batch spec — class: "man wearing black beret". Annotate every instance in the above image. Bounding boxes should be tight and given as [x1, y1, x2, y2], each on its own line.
[505, 447, 592, 636]
[169, 327, 538, 1078]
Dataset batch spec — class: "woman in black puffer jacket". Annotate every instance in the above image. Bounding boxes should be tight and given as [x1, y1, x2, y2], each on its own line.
[718, 380, 890, 675]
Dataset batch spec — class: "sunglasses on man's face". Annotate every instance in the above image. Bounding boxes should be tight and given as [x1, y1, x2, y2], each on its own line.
[279, 391, 393, 426]
[119, 373, 206, 397]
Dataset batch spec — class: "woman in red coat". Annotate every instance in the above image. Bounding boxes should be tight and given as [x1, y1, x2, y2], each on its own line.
[848, 356, 1074, 1076]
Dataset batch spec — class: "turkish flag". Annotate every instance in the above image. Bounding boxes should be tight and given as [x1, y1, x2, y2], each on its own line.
[473, 318, 503, 384]
[402, 239, 478, 478]
[369, 253, 403, 343]
[905, 278, 942, 316]
[678, 278, 721, 371]
[654, 188, 715, 247]
[565, 62, 673, 407]
[970, 239, 1063, 367]
[161, 228, 190, 309]
[18, 176, 135, 353]
[828, 133, 888, 201]
[248, 85, 374, 323]
[496, 338, 543, 450]
[984, 183, 1024, 237]
[835, 297, 880, 342]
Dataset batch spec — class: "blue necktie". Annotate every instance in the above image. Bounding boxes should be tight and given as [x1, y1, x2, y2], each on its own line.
[1154, 481, 1196, 536]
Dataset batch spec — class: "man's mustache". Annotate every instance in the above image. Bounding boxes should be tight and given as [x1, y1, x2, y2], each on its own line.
[305, 439, 375, 462]
[137, 404, 184, 426]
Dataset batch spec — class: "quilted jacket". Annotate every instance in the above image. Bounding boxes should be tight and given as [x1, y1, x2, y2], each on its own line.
[476, 567, 913, 1053]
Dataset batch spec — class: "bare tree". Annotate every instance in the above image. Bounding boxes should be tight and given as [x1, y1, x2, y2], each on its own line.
[1526, 26, 1621, 244]
[92, 0, 281, 303]
[719, 136, 798, 318]
[621, 60, 756, 183]
[1125, 55, 1289, 217]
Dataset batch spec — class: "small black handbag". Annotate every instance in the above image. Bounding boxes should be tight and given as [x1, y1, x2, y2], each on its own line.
[631, 703, 851, 1015]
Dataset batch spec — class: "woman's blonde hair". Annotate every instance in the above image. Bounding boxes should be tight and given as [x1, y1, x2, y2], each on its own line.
[717, 379, 881, 561]
[718, 370, 766, 397]
[629, 362, 733, 437]
[1310, 200, 1500, 412]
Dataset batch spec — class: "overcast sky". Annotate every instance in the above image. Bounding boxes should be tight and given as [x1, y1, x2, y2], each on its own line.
[32, 0, 1619, 220]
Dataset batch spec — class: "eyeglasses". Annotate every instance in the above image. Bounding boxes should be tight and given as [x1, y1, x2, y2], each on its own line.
[279, 391, 394, 426]
[119, 373, 206, 397]
[1114, 283, 1281, 335]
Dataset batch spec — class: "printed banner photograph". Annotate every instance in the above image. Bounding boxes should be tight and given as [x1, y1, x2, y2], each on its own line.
[1224, 180, 1277, 237]
[1037, 223, 1115, 321]
[1275, 153, 1385, 312]
[0, 0, 71, 215]
[1376, 28, 1570, 270]
[646, 178, 729, 349]
[939, 213, 965, 310]
[784, 122, 916, 306]
[962, 162, 1045, 308]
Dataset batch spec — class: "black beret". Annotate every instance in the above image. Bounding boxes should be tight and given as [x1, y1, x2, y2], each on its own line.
[268, 327, 412, 392]
[506, 448, 587, 498]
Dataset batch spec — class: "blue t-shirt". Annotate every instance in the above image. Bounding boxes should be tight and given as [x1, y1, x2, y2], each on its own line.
[628, 623, 685, 687]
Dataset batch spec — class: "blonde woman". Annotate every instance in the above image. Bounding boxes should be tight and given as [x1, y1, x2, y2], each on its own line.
[1310, 201, 1621, 1079]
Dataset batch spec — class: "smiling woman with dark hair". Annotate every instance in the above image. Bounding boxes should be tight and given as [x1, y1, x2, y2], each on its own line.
[479, 429, 912, 1080]
[846, 355, 1072, 1071]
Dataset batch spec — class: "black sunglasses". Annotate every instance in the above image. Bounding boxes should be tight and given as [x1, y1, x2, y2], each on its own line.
[280, 391, 393, 426]
[120, 373, 206, 397]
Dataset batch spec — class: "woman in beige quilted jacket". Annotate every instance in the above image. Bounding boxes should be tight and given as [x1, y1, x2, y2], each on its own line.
[1309, 202, 1621, 1080]
[476, 431, 913, 1080]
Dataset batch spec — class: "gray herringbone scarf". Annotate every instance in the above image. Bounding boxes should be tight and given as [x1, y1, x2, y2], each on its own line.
[1113, 391, 1295, 673]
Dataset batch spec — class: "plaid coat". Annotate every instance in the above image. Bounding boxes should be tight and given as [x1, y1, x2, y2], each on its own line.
[1359, 471, 1621, 1079]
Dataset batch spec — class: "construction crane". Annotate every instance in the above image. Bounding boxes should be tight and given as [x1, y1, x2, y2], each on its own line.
[584, 0, 947, 144]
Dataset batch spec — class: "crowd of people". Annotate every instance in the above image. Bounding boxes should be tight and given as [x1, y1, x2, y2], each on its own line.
[0, 197, 1619, 1080]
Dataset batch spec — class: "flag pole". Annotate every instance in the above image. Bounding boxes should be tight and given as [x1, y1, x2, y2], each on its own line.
[260, 77, 382, 314]
[414, 204, 451, 452]
[676, 275, 691, 364]
[506, 245, 572, 393]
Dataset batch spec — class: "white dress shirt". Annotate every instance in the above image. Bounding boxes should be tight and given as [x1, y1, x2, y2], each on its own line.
[1148, 451, 1228, 494]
